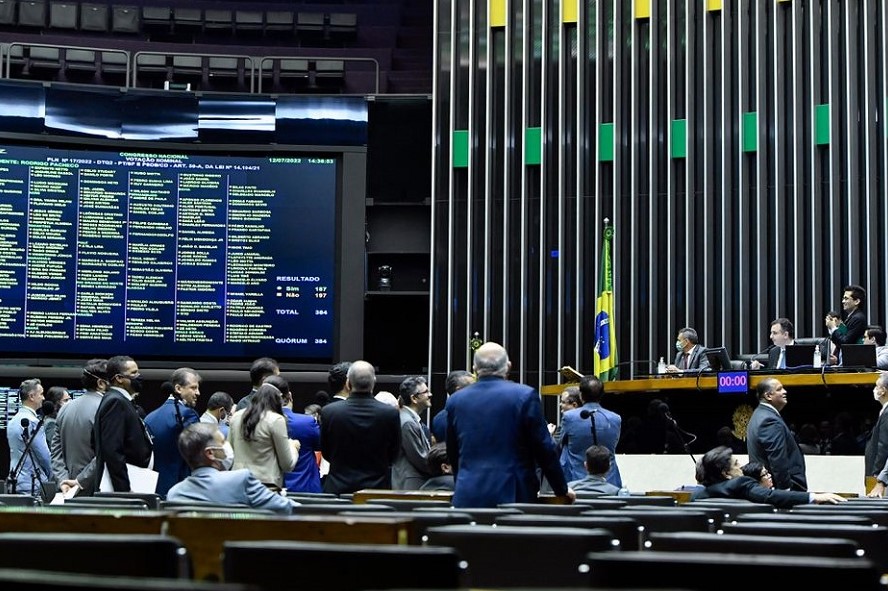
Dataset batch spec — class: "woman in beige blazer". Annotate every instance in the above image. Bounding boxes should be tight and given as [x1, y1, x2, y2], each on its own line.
[229, 383, 298, 489]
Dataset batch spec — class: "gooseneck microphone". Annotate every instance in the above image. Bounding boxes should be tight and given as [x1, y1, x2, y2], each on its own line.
[20, 418, 29, 442]
[579, 409, 598, 420]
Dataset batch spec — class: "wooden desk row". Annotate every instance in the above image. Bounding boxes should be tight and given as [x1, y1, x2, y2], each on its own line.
[540, 371, 880, 396]
[0, 507, 411, 581]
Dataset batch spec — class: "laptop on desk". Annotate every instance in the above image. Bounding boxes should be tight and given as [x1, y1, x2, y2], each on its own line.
[783, 344, 817, 370]
[840, 344, 878, 369]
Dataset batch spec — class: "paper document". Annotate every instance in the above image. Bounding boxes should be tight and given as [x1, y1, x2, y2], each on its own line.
[99, 463, 158, 493]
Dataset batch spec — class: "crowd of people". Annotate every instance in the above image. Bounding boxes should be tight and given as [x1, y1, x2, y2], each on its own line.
[4, 299, 886, 510]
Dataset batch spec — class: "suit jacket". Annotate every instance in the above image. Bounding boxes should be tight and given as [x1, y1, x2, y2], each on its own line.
[93, 388, 153, 492]
[766, 346, 782, 369]
[144, 397, 200, 497]
[865, 406, 888, 475]
[51, 390, 103, 493]
[831, 308, 867, 347]
[229, 410, 297, 488]
[445, 375, 568, 508]
[692, 476, 810, 509]
[392, 406, 432, 490]
[282, 408, 322, 493]
[559, 403, 622, 487]
[320, 391, 401, 494]
[672, 345, 710, 371]
[567, 475, 620, 495]
[7, 405, 52, 495]
[166, 466, 297, 514]
[746, 403, 807, 491]
[431, 408, 447, 444]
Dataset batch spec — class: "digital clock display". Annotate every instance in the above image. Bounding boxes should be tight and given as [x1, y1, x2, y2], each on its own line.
[717, 370, 750, 394]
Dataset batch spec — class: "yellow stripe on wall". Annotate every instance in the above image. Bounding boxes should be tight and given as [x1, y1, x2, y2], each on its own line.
[635, 0, 651, 19]
[562, 0, 577, 24]
[490, 0, 506, 28]
[706, 0, 723, 11]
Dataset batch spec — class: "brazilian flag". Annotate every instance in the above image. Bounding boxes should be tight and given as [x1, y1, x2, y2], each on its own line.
[594, 221, 617, 381]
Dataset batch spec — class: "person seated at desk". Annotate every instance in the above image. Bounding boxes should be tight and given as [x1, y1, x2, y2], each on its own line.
[691, 446, 845, 508]
[863, 325, 888, 370]
[567, 445, 621, 495]
[166, 423, 299, 514]
[749, 318, 795, 370]
[666, 327, 710, 373]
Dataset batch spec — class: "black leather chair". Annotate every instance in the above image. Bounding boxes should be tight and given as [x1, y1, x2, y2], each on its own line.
[364, 498, 451, 511]
[95, 491, 162, 510]
[720, 522, 888, 572]
[580, 508, 714, 543]
[790, 505, 888, 527]
[0, 533, 191, 578]
[688, 498, 776, 520]
[413, 506, 521, 525]
[338, 510, 473, 544]
[224, 541, 466, 591]
[587, 551, 882, 590]
[64, 497, 150, 510]
[424, 524, 617, 588]
[0, 568, 251, 591]
[289, 502, 393, 515]
[596, 494, 677, 506]
[498, 501, 598, 516]
[646, 531, 862, 559]
[732, 512, 874, 527]
[494, 514, 643, 550]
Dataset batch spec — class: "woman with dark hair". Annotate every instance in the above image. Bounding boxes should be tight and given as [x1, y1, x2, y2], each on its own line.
[229, 383, 298, 490]
[691, 446, 845, 508]
[740, 460, 773, 489]
[43, 386, 70, 449]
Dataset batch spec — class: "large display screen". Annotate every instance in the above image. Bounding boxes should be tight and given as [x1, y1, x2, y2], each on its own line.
[0, 144, 338, 362]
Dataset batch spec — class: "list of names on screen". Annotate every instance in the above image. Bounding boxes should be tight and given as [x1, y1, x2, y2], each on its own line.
[0, 145, 337, 361]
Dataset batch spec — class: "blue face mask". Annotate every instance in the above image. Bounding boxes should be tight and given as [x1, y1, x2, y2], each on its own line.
[675, 340, 684, 352]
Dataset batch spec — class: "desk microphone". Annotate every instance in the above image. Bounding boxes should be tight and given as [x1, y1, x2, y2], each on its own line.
[579, 409, 598, 420]
[657, 402, 674, 422]
[20, 418, 29, 442]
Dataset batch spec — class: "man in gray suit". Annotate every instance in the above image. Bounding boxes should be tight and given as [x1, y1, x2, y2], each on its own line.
[392, 375, 433, 489]
[52, 358, 108, 496]
[746, 377, 807, 491]
[166, 423, 299, 514]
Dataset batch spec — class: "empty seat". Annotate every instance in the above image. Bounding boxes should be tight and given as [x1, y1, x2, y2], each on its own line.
[596, 494, 677, 506]
[314, 59, 345, 90]
[141, 5, 170, 35]
[264, 10, 292, 39]
[48, 1, 76, 29]
[94, 491, 162, 510]
[99, 50, 128, 84]
[338, 510, 473, 545]
[171, 55, 203, 79]
[203, 9, 232, 36]
[172, 7, 201, 40]
[0, 0, 16, 25]
[17, 0, 45, 27]
[414, 505, 522, 525]
[224, 541, 466, 591]
[134, 53, 169, 87]
[587, 551, 882, 590]
[289, 502, 393, 515]
[328, 12, 357, 43]
[295, 12, 324, 42]
[274, 58, 309, 92]
[0, 533, 191, 578]
[64, 496, 150, 510]
[364, 498, 451, 511]
[110, 4, 138, 34]
[732, 512, 874, 527]
[0, 492, 40, 506]
[234, 10, 262, 37]
[582, 508, 714, 543]
[0, 568, 255, 591]
[499, 502, 598, 516]
[206, 56, 242, 92]
[495, 513, 643, 551]
[63, 48, 96, 80]
[26, 46, 62, 79]
[425, 524, 618, 588]
[689, 498, 776, 520]
[646, 531, 863, 559]
[79, 2, 107, 32]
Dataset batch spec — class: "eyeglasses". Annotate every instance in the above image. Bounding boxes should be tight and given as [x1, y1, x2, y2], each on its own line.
[205, 446, 226, 452]
[760, 471, 772, 478]
[415, 389, 431, 396]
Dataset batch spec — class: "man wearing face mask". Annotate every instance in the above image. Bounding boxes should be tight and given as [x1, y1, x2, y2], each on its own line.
[53, 358, 109, 496]
[200, 391, 235, 438]
[167, 423, 298, 514]
[145, 368, 202, 498]
[93, 355, 154, 492]
[666, 327, 711, 373]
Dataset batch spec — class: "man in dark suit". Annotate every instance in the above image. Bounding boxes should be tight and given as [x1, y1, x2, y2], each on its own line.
[749, 318, 796, 370]
[445, 341, 575, 508]
[828, 284, 868, 352]
[666, 327, 710, 373]
[864, 373, 888, 498]
[692, 445, 844, 507]
[93, 355, 154, 492]
[430, 369, 474, 444]
[320, 360, 400, 494]
[144, 367, 202, 497]
[746, 378, 807, 491]
[235, 357, 279, 411]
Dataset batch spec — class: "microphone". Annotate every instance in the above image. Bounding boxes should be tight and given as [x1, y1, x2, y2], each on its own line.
[657, 402, 674, 422]
[579, 409, 598, 420]
[20, 417, 29, 442]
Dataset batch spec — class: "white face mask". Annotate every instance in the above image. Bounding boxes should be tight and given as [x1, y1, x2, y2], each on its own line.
[219, 440, 235, 471]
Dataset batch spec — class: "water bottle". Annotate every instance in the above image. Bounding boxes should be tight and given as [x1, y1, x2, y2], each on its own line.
[617, 486, 631, 497]
[657, 357, 666, 374]
[813, 344, 822, 368]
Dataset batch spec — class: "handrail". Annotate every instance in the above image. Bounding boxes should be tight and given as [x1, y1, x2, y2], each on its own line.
[132, 49, 256, 93]
[5, 41, 129, 85]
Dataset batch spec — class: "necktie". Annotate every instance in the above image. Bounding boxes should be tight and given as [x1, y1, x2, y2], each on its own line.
[682, 353, 689, 369]
[778, 348, 786, 369]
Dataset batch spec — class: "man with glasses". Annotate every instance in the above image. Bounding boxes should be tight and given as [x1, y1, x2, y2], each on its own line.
[827, 284, 868, 350]
[93, 355, 154, 492]
[167, 423, 298, 513]
[392, 376, 433, 489]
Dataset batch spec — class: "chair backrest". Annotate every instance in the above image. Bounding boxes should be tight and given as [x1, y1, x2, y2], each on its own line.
[95, 491, 162, 510]
[498, 502, 597, 516]
[720, 522, 888, 572]
[790, 505, 888, 527]
[646, 531, 862, 559]
[289, 502, 393, 515]
[0, 533, 191, 578]
[424, 524, 618, 588]
[688, 498, 776, 520]
[413, 506, 521, 525]
[0, 493, 40, 507]
[587, 551, 882, 590]
[494, 514, 642, 551]
[733, 512, 874, 526]
[64, 497, 149, 510]
[224, 541, 466, 591]
[0, 568, 253, 591]
[364, 498, 451, 511]
[581, 508, 713, 541]
[596, 494, 677, 506]
[339, 510, 473, 544]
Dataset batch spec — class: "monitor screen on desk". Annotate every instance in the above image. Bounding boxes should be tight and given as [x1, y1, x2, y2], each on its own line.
[704, 347, 733, 371]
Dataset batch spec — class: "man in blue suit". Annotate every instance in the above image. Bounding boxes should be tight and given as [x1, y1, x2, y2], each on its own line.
[559, 375, 622, 487]
[167, 423, 298, 514]
[145, 368, 201, 497]
[445, 341, 575, 508]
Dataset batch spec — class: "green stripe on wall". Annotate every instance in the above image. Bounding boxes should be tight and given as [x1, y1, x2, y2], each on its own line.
[599, 123, 614, 162]
[742, 112, 758, 153]
[453, 130, 469, 168]
[525, 127, 541, 165]
[671, 119, 687, 159]
[815, 104, 830, 145]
